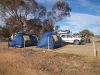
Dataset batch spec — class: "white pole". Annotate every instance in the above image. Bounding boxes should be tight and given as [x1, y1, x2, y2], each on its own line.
[93, 37, 96, 56]
[24, 40, 25, 48]
[48, 37, 50, 51]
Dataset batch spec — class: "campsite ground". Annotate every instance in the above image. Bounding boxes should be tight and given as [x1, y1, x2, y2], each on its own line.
[0, 39, 100, 75]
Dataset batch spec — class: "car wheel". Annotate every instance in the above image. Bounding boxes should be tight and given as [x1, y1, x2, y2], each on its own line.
[74, 40, 80, 45]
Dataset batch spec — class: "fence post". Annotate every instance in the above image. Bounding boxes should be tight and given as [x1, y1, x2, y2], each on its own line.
[93, 37, 97, 56]
[48, 37, 50, 51]
[24, 40, 25, 48]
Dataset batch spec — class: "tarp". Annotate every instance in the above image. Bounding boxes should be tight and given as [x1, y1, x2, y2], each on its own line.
[36, 32, 63, 49]
[9, 32, 38, 47]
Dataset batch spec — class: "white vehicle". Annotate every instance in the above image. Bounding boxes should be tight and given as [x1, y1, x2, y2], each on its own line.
[58, 33, 85, 45]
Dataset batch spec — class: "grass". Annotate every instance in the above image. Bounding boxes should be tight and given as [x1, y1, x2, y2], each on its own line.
[53, 52, 83, 58]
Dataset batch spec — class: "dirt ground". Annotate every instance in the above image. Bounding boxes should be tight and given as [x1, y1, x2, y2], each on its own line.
[55, 42, 100, 56]
[0, 42, 100, 75]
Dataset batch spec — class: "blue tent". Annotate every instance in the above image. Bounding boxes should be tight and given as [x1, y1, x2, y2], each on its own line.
[36, 32, 63, 49]
[9, 32, 38, 47]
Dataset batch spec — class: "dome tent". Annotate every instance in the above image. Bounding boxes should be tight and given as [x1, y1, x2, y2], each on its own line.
[36, 32, 63, 49]
[9, 32, 38, 47]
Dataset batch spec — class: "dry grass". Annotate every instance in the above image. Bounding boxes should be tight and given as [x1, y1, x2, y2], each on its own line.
[0, 42, 100, 75]
[54, 37, 100, 56]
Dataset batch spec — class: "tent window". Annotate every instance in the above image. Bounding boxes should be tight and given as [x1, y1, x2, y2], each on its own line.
[53, 35, 58, 41]
[23, 35, 30, 41]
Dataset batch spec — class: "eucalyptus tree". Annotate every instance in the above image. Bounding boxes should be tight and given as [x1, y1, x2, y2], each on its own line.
[26, 18, 42, 35]
[0, 26, 11, 38]
[0, 0, 71, 35]
[42, 1, 71, 34]
[0, 0, 46, 33]
[80, 29, 94, 37]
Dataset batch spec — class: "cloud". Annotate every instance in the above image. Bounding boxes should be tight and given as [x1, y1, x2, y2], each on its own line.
[77, 0, 100, 14]
[91, 26, 100, 35]
[36, 0, 58, 4]
[36, 0, 75, 6]
[67, 12, 100, 28]
[60, 12, 100, 34]
[60, 26, 70, 30]
[36, 0, 100, 14]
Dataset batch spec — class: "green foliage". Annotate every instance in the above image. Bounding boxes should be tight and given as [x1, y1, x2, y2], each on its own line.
[79, 29, 94, 37]
[41, 1, 71, 34]
[0, 0, 46, 32]
[42, 18, 54, 34]
[26, 18, 42, 36]
[52, 1, 71, 21]
[0, 26, 3, 36]
[5, 16, 21, 34]
[0, 26, 11, 38]
[54, 25, 60, 34]
[0, 0, 71, 36]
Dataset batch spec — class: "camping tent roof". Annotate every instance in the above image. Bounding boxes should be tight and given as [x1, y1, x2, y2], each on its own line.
[9, 32, 38, 47]
[36, 32, 63, 49]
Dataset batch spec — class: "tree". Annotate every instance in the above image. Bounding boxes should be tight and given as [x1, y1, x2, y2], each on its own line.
[42, 18, 54, 34]
[5, 16, 21, 35]
[0, 0, 46, 32]
[42, 1, 71, 34]
[51, 1, 71, 21]
[73, 33, 79, 35]
[1, 26, 11, 38]
[79, 29, 94, 37]
[0, 0, 25, 31]
[0, 26, 2, 36]
[26, 18, 42, 36]
[0, 0, 71, 36]
[54, 25, 60, 34]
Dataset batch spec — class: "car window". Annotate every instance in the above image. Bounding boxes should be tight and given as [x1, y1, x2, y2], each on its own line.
[67, 35, 72, 38]
[61, 35, 66, 38]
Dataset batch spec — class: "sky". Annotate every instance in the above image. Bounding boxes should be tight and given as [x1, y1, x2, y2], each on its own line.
[36, 0, 100, 35]
[0, 0, 100, 35]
